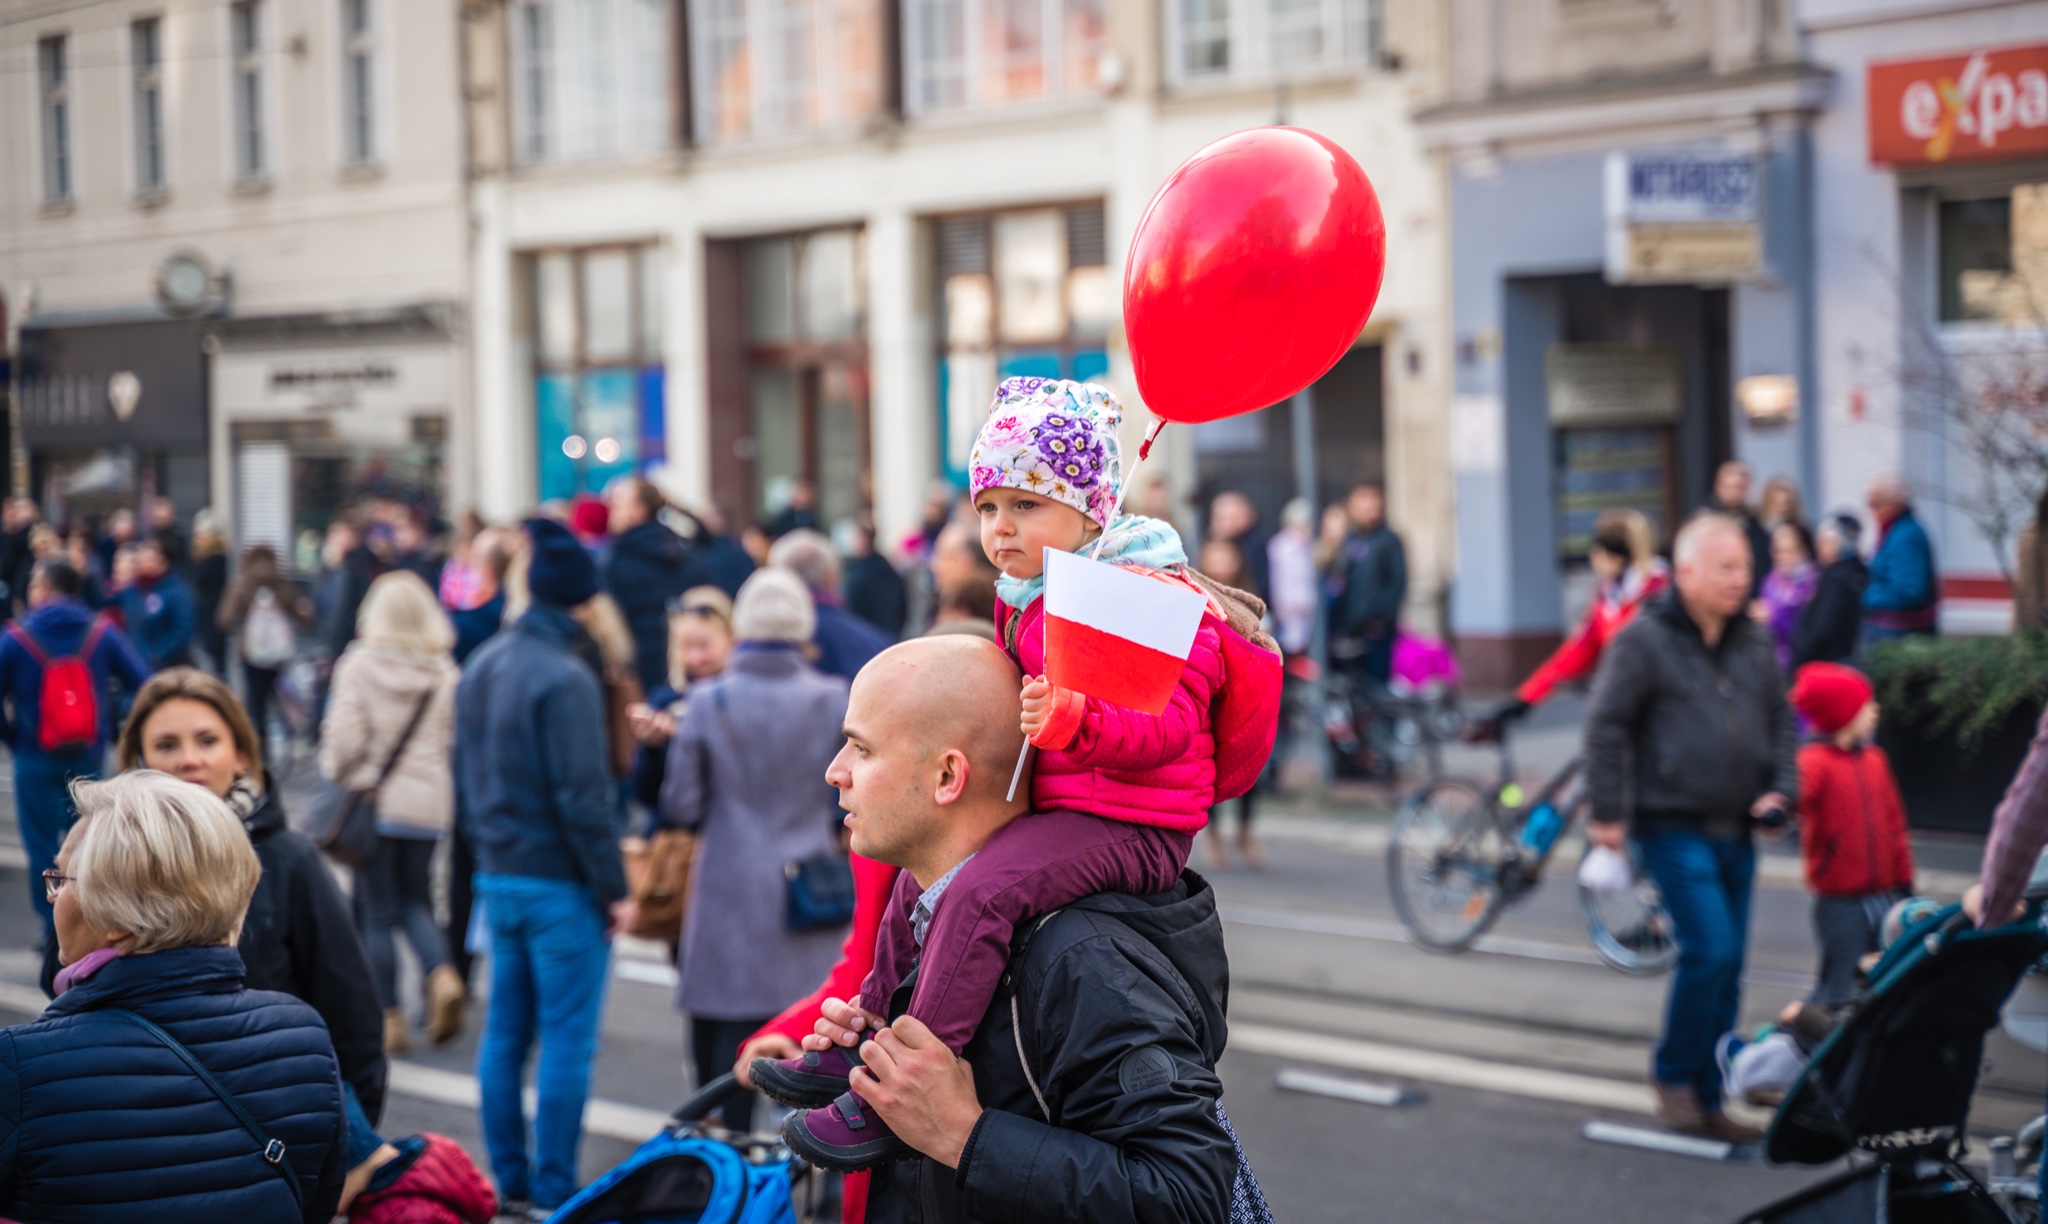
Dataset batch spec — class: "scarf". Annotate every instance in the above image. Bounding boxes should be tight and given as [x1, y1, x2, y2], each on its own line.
[224, 774, 265, 830]
[994, 513, 1188, 612]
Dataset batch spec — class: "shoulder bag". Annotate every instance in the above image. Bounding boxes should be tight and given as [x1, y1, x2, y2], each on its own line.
[100, 1007, 305, 1211]
[309, 686, 436, 869]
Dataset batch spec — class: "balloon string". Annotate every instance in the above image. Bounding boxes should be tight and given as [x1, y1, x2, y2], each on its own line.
[1137, 418, 1167, 461]
[1088, 416, 1161, 562]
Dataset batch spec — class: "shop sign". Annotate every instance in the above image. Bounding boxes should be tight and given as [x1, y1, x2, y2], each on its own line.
[213, 343, 450, 421]
[1870, 44, 2048, 167]
[1604, 150, 1763, 284]
[1546, 343, 1683, 429]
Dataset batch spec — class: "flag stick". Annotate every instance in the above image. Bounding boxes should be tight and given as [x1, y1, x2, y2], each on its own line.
[1006, 739, 1032, 802]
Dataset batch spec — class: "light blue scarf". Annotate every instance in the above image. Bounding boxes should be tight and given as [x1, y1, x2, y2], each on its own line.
[994, 513, 1188, 612]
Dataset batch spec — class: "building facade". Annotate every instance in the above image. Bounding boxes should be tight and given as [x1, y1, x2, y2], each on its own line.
[0, 0, 471, 562]
[464, 0, 1457, 619]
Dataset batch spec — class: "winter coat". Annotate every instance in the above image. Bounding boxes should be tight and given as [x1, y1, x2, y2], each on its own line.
[345, 1133, 498, 1224]
[1516, 563, 1668, 706]
[236, 788, 389, 1123]
[318, 645, 458, 837]
[1863, 508, 1938, 636]
[0, 597, 151, 755]
[192, 550, 229, 660]
[657, 643, 847, 1019]
[448, 591, 505, 665]
[603, 521, 699, 696]
[0, 945, 348, 1223]
[117, 570, 197, 669]
[456, 606, 627, 907]
[1792, 556, 1868, 669]
[811, 600, 892, 681]
[319, 546, 382, 659]
[1331, 524, 1407, 644]
[691, 533, 756, 598]
[865, 874, 1236, 1224]
[1002, 592, 1225, 833]
[844, 553, 908, 641]
[1797, 742, 1915, 898]
[1585, 594, 1799, 838]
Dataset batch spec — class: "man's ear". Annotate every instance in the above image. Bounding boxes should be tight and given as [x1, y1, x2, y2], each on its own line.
[931, 746, 971, 807]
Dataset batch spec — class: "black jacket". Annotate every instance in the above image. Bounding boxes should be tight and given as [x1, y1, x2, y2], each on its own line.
[866, 875, 1236, 1224]
[603, 520, 699, 695]
[1585, 594, 1798, 838]
[1332, 524, 1407, 643]
[845, 553, 908, 640]
[318, 546, 381, 659]
[240, 789, 390, 1122]
[1792, 556, 1869, 669]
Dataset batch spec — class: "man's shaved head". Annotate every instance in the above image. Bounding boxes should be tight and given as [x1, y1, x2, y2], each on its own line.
[828, 636, 1027, 884]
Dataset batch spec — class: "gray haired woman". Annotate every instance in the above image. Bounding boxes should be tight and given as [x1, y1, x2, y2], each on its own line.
[659, 567, 849, 1128]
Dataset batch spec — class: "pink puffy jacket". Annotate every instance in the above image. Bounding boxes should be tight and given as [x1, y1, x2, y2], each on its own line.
[1001, 594, 1222, 833]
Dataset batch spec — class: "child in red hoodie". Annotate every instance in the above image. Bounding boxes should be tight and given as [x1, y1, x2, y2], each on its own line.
[1790, 663, 1916, 1008]
[767, 377, 1276, 1172]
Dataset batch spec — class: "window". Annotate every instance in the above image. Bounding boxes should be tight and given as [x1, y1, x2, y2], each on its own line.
[342, 0, 377, 164]
[905, 0, 1103, 113]
[524, 246, 668, 499]
[39, 36, 70, 204]
[1165, 0, 1376, 85]
[511, 0, 672, 163]
[1939, 184, 2048, 325]
[934, 204, 1110, 481]
[231, 1, 267, 179]
[133, 19, 166, 193]
[689, 0, 881, 143]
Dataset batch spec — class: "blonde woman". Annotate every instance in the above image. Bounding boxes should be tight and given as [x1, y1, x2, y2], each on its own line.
[320, 571, 462, 1051]
[8, 771, 349, 1221]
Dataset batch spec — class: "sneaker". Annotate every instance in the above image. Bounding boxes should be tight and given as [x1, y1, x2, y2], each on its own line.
[781, 1090, 911, 1172]
[753, 1041, 867, 1110]
[425, 964, 467, 1046]
[496, 1200, 532, 1222]
[1700, 1111, 1766, 1145]
[1651, 1079, 1707, 1134]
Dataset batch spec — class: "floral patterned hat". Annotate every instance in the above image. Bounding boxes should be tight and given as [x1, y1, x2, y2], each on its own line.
[968, 377, 1125, 528]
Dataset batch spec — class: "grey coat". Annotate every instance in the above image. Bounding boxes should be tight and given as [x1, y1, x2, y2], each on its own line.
[659, 644, 849, 1019]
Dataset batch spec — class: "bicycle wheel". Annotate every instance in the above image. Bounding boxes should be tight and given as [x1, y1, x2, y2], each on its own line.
[1579, 845, 1680, 975]
[1387, 779, 1513, 952]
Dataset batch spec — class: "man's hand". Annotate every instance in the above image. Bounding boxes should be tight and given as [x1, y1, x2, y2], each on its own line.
[1963, 882, 2026, 928]
[853, 1017, 983, 1169]
[734, 1033, 801, 1088]
[1586, 821, 1627, 851]
[606, 898, 637, 940]
[1020, 675, 1052, 740]
[1750, 791, 1791, 841]
[804, 996, 885, 1052]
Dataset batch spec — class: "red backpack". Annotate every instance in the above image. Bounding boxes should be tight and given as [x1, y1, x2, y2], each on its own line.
[7, 617, 108, 753]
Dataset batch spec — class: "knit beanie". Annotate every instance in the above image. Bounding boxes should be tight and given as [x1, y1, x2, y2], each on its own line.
[732, 568, 816, 644]
[1790, 662, 1874, 736]
[968, 377, 1125, 529]
[525, 517, 599, 608]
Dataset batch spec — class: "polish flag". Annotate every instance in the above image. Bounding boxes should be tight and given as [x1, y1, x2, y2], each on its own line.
[1042, 547, 1208, 715]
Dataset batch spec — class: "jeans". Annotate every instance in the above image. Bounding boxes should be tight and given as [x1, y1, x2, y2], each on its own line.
[475, 874, 613, 1208]
[14, 747, 101, 935]
[357, 834, 450, 1009]
[1637, 831, 1756, 1114]
[241, 664, 280, 768]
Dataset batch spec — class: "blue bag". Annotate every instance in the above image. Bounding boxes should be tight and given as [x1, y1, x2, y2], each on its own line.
[546, 1076, 800, 1224]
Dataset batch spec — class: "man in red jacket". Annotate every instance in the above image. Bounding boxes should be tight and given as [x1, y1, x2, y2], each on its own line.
[1790, 663, 1916, 1007]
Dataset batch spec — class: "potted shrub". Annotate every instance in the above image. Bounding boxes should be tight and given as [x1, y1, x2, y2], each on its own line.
[1866, 635, 2048, 833]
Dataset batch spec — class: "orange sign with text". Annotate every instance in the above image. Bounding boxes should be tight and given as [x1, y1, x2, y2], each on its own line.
[1869, 43, 2048, 167]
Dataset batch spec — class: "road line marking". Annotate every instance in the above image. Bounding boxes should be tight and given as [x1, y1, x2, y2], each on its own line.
[1583, 1120, 1749, 1160]
[387, 1061, 672, 1143]
[1275, 1067, 1415, 1107]
[1231, 1022, 1655, 1116]
[617, 960, 680, 987]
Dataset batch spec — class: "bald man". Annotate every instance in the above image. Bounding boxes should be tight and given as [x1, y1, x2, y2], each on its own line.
[1585, 515, 1797, 1144]
[787, 636, 1238, 1224]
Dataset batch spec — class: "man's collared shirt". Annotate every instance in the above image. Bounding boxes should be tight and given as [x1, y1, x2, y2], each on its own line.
[910, 854, 975, 947]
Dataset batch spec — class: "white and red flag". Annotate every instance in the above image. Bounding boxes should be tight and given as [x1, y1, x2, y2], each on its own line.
[1042, 547, 1207, 716]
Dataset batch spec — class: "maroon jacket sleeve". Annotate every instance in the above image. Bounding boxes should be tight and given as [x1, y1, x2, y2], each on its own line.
[1980, 704, 2048, 924]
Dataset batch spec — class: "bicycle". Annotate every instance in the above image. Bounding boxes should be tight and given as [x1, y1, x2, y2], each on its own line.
[1321, 665, 1460, 783]
[1385, 714, 1679, 975]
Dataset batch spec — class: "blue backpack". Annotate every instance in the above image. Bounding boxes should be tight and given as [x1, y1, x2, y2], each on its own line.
[545, 1076, 799, 1224]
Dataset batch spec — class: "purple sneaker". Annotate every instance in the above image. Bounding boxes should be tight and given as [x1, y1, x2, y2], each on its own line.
[752, 1041, 868, 1109]
[782, 1090, 911, 1172]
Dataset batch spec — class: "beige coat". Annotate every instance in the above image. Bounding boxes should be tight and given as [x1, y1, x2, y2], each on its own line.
[318, 645, 459, 836]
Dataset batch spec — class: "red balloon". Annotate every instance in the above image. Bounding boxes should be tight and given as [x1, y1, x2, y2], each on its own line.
[1123, 127, 1386, 426]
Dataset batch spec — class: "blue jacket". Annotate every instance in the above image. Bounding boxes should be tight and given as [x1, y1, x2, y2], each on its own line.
[811, 601, 891, 682]
[1864, 508, 1938, 626]
[456, 606, 628, 907]
[117, 571, 198, 669]
[0, 598, 151, 755]
[0, 945, 348, 1223]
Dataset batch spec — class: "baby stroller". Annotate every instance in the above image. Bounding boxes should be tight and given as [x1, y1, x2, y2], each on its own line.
[1739, 903, 2048, 1224]
[544, 1074, 817, 1224]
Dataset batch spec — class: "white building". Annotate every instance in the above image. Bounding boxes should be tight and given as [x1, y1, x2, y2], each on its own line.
[464, 0, 1456, 616]
[0, 0, 471, 561]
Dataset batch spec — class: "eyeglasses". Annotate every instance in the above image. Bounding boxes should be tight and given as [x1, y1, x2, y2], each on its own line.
[41, 869, 74, 903]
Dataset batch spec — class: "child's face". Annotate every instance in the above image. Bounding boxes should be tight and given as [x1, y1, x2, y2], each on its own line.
[671, 616, 732, 682]
[1838, 699, 1880, 746]
[975, 487, 1096, 580]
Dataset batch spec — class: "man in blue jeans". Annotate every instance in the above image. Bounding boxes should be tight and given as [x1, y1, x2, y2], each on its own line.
[1585, 514, 1797, 1143]
[0, 559, 150, 958]
[455, 519, 633, 1218]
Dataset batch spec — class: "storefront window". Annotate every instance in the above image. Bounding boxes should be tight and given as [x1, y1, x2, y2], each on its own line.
[906, 0, 1102, 113]
[524, 245, 667, 500]
[1940, 183, 2048, 325]
[741, 229, 869, 526]
[934, 204, 1110, 484]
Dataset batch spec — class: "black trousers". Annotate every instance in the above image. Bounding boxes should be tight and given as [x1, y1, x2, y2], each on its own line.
[691, 1015, 771, 1131]
[1811, 890, 1905, 1009]
[444, 817, 478, 989]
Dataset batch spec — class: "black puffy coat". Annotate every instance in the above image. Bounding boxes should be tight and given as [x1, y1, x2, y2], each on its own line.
[603, 521, 699, 695]
[1792, 556, 1869, 669]
[240, 789, 389, 1122]
[866, 874, 1236, 1224]
[0, 945, 348, 1222]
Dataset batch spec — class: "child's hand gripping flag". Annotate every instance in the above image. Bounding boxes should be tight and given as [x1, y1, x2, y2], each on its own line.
[1041, 546, 1207, 715]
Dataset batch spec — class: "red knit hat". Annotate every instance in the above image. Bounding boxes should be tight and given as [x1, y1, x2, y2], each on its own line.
[1791, 663, 1874, 735]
